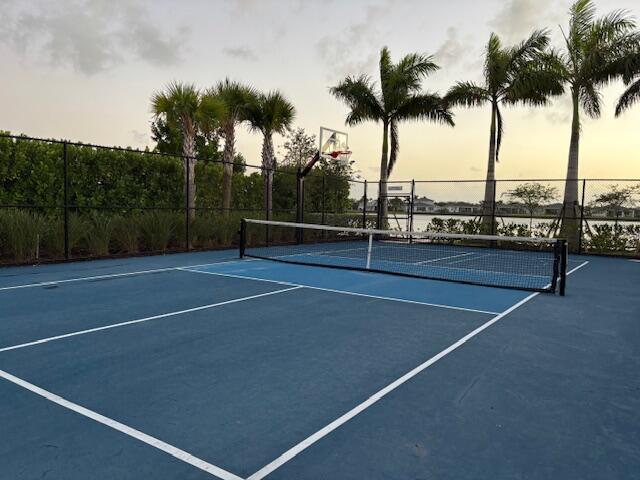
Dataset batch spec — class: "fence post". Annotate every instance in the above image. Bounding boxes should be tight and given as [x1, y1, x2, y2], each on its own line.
[63, 142, 69, 260]
[185, 156, 190, 251]
[362, 180, 368, 229]
[296, 168, 304, 244]
[578, 178, 586, 254]
[490, 179, 497, 235]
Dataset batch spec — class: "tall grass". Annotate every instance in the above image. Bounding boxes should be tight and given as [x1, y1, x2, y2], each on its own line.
[85, 213, 115, 256]
[138, 211, 177, 252]
[0, 210, 47, 262]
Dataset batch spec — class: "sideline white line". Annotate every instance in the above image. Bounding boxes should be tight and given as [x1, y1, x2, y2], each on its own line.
[0, 370, 243, 480]
[631, 259, 640, 263]
[246, 260, 590, 480]
[0, 258, 248, 292]
[178, 268, 500, 316]
[0, 287, 302, 353]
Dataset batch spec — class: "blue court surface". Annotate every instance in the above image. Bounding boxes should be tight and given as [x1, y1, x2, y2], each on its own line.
[1, 250, 639, 479]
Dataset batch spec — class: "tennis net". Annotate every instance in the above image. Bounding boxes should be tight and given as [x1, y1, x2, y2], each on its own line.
[239, 219, 568, 294]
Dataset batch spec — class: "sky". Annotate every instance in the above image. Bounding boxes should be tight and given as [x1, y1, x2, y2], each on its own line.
[0, 0, 639, 184]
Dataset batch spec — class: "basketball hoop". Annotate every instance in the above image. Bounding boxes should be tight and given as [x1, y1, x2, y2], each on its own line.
[322, 150, 352, 167]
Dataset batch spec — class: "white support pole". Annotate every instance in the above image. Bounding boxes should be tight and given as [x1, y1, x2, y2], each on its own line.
[366, 233, 373, 269]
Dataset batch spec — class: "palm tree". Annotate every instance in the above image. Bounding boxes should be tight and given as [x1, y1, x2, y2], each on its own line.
[208, 79, 258, 216]
[330, 47, 453, 225]
[246, 91, 296, 220]
[151, 82, 224, 220]
[555, 0, 639, 246]
[446, 30, 563, 231]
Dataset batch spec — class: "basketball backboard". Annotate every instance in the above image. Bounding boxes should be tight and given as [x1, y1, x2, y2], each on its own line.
[319, 126, 349, 160]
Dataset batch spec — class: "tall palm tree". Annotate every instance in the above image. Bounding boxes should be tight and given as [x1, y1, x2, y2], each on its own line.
[151, 82, 224, 220]
[555, 0, 639, 246]
[330, 47, 453, 225]
[445, 30, 563, 230]
[208, 79, 258, 216]
[246, 91, 296, 220]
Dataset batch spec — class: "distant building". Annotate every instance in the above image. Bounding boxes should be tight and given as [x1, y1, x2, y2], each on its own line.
[413, 197, 436, 213]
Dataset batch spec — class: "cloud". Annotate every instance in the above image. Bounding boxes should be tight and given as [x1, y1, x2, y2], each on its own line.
[0, 0, 186, 75]
[488, 0, 566, 44]
[434, 27, 471, 68]
[315, 2, 389, 81]
[223, 46, 258, 61]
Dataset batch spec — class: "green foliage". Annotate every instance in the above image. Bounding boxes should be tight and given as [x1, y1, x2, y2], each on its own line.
[112, 216, 140, 253]
[280, 127, 317, 168]
[44, 213, 88, 257]
[138, 211, 178, 252]
[0, 210, 47, 262]
[585, 223, 640, 254]
[150, 116, 223, 161]
[85, 213, 116, 256]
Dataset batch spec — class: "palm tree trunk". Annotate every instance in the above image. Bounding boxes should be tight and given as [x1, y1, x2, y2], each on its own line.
[182, 120, 197, 222]
[378, 120, 389, 228]
[482, 101, 497, 233]
[560, 90, 580, 249]
[262, 134, 275, 221]
[221, 121, 235, 217]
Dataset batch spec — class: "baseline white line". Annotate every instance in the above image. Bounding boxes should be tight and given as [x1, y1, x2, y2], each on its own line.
[0, 287, 302, 353]
[630, 259, 640, 263]
[246, 260, 590, 480]
[0, 370, 243, 480]
[178, 268, 499, 315]
[0, 258, 248, 292]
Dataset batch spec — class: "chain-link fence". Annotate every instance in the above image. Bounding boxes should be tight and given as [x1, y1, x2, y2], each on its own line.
[2, 134, 638, 265]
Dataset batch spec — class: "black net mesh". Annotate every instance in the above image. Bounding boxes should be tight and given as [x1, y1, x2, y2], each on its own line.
[241, 219, 566, 293]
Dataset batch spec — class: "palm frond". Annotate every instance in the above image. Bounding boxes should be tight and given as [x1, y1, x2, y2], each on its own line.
[615, 78, 640, 116]
[394, 93, 455, 126]
[330, 75, 384, 125]
[245, 91, 296, 135]
[445, 81, 490, 107]
[387, 119, 399, 177]
[580, 83, 602, 117]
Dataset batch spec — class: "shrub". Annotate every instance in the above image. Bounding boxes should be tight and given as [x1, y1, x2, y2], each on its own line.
[112, 215, 140, 253]
[43, 212, 88, 257]
[138, 210, 176, 252]
[0, 209, 47, 262]
[85, 212, 115, 256]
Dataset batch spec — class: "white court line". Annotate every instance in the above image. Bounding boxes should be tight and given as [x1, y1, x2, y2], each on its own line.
[178, 268, 500, 315]
[0, 258, 248, 292]
[415, 252, 475, 265]
[0, 287, 302, 353]
[0, 370, 243, 480]
[631, 259, 640, 263]
[246, 260, 590, 480]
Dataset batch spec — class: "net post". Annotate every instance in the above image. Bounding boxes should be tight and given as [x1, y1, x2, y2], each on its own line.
[578, 179, 586, 254]
[366, 233, 373, 270]
[559, 239, 568, 296]
[362, 180, 368, 229]
[239, 219, 246, 258]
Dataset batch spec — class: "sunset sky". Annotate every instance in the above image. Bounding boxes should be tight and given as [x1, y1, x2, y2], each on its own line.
[1, 0, 639, 183]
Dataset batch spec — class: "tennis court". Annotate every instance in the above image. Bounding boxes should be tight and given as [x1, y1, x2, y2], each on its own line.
[1, 228, 639, 479]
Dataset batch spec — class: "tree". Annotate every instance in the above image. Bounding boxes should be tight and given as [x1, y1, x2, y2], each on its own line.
[554, 0, 639, 247]
[501, 183, 558, 233]
[246, 91, 296, 220]
[280, 127, 317, 168]
[330, 47, 453, 225]
[207, 80, 257, 216]
[591, 184, 640, 226]
[445, 30, 563, 231]
[151, 82, 225, 220]
[233, 152, 247, 174]
[150, 116, 222, 161]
